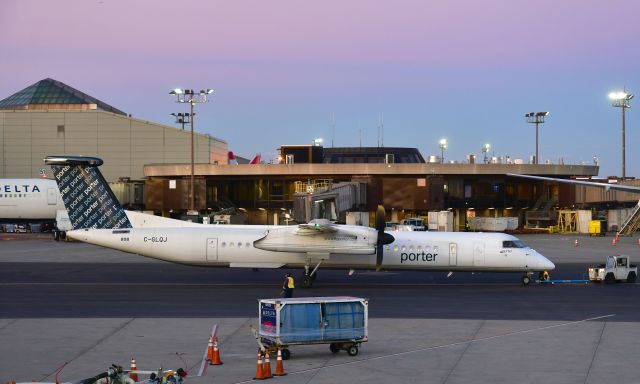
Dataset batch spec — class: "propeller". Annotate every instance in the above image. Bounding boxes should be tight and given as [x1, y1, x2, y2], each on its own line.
[375, 205, 395, 271]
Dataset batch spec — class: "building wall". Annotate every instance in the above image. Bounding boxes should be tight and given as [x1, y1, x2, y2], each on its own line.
[0, 110, 227, 181]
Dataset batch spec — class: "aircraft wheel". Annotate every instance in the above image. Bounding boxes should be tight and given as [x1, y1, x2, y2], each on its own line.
[301, 275, 313, 288]
[521, 275, 531, 285]
[53, 230, 60, 242]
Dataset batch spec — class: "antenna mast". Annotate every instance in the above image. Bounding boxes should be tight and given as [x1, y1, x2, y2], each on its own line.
[331, 112, 335, 147]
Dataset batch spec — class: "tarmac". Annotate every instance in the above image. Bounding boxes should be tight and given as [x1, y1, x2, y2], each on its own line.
[1, 232, 640, 383]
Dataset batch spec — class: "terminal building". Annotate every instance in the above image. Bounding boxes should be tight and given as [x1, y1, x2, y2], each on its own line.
[4, 78, 638, 231]
[0, 78, 228, 207]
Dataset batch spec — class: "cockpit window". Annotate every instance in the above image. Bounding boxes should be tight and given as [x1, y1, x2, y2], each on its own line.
[502, 240, 528, 248]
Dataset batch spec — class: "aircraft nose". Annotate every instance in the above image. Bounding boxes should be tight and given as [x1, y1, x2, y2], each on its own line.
[539, 254, 555, 271]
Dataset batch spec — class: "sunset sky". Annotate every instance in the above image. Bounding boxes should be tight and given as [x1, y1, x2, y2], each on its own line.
[1, 0, 639, 176]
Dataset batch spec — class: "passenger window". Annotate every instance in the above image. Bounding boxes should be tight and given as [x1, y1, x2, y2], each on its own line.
[394, 245, 399, 252]
[417, 245, 422, 251]
[221, 242, 226, 247]
[409, 246, 413, 251]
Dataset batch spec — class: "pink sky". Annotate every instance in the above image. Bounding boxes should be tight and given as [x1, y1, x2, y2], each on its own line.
[1, 0, 639, 175]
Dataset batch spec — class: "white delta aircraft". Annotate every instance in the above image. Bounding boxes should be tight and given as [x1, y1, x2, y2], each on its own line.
[0, 178, 65, 223]
[43, 156, 555, 286]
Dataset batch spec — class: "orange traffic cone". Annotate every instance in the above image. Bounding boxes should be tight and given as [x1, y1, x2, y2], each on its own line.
[211, 337, 222, 365]
[612, 238, 617, 246]
[254, 351, 265, 380]
[129, 358, 139, 382]
[616, 232, 620, 242]
[574, 239, 579, 247]
[206, 335, 214, 363]
[262, 351, 273, 379]
[274, 349, 287, 376]
[637, 238, 640, 247]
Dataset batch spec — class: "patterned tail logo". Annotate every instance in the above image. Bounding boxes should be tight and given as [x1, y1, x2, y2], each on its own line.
[51, 164, 132, 230]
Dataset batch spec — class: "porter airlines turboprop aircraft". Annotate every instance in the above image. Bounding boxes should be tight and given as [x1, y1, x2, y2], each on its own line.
[44, 156, 555, 286]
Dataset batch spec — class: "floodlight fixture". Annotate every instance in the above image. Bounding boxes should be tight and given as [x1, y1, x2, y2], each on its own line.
[439, 138, 448, 163]
[169, 86, 214, 213]
[482, 143, 491, 163]
[525, 111, 549, 164]
[609, 89, 633, 178]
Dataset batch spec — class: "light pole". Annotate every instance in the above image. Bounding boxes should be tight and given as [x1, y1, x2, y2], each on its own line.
[170, 112, 192, 130]
[169, 88, 214, 214]
[439, 138, 448, 164]
[482, 143, 491, 164]
[609, 90, 634, 178]
[525, 112, 549, 164]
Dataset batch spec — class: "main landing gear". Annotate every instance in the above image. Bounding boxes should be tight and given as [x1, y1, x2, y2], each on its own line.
[301, 259, 323, 288]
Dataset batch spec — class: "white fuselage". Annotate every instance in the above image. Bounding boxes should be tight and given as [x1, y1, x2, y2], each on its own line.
[68, 223, 555, 272]
[0, 179, 65, 222]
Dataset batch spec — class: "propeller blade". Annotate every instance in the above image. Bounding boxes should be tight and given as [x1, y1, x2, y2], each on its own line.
[375, 205, 394, 271]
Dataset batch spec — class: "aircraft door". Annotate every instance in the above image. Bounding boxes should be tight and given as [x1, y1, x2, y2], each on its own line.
[47, 188, 57, 205]
[449, 243, 457, 266]
[473, 242, 485, 266]
[206, 238, 218, 261]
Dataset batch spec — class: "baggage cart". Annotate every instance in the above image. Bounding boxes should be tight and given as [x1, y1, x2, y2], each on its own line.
[257, 296, 368, 359]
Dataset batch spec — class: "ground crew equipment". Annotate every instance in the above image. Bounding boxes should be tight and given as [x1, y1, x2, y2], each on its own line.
[589, 255, 637, 284]
[262, 351, 273, 379]
[206, 336, 214, 364]
[211, 337, 222, 365]
[274, 349, 287, 376]
[257, 297, 368, 359]
[129, 358, 139, 382]
[253, 351, 266, 380]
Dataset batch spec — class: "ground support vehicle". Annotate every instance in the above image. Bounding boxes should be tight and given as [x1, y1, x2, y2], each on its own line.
[257, 297, 368, 359]
[589, 255, 637, 284]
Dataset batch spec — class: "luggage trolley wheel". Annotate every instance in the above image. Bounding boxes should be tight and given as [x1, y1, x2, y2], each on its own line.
[329, 343, 340, 354]
[347, 345, 359, 356]
[281, 348, 291, 360]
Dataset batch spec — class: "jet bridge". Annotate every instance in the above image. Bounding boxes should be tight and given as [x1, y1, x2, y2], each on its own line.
[293, 181, 367, 223]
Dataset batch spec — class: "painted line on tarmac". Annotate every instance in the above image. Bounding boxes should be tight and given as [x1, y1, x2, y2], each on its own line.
[232, 314, 615, 383]
[0, 282, 532, 287]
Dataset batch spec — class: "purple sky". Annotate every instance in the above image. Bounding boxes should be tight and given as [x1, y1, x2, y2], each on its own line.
[1, 0, 639, 176]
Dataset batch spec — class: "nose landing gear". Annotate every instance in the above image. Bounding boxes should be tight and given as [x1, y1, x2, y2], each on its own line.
[521, 272, 534, 285]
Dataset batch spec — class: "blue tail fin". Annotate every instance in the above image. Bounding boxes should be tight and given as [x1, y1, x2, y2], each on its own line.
[44, 156, 132, 230]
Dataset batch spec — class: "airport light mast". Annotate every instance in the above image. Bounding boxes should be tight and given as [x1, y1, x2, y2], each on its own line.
[482, 143, 491, 164]
[169, 88, 214, 214]
[525, 112, 549, 164]
[439, 138, 448, 164]
[170, 112, 191, 130]
[609, 90, 634, 178]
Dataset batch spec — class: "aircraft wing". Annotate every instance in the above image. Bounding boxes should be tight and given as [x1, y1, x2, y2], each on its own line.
[254, 221, 377, 254]
[507, 173, 640, 194]
[296, 219, 338, 235]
